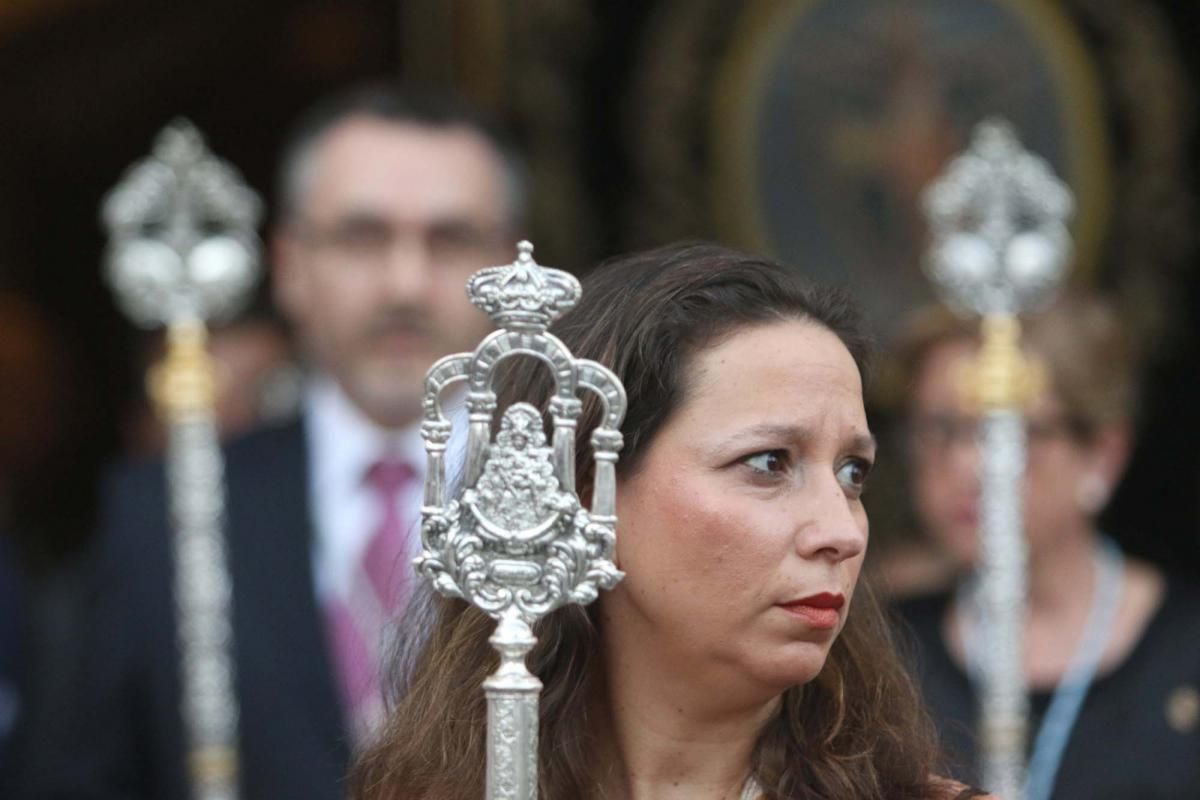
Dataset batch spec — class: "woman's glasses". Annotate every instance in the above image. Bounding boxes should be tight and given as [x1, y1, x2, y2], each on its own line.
[906, 411, 1091, 461]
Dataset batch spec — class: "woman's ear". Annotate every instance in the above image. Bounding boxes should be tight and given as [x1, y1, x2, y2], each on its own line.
[1076, 472, 1110, 515]
[1078, 422, 1132, 513]
[1092, 422, 1132, 486]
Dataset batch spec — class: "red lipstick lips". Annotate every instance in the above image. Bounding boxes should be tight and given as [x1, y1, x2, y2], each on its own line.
[777, 592, 845, 630]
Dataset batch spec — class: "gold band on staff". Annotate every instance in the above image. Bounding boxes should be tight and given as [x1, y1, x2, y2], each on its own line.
[189, 744, 239, 784]
[149, 321, 217, 421]
[958, 313, 1044, 413]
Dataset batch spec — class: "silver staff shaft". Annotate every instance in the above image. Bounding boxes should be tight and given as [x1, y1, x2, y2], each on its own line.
[961, 313, 1043, 800]
[155, 322, 241, 800]
[168, 416, 240, 799]
[977, 409, 1030, 800]
[484, 612, 541, 800]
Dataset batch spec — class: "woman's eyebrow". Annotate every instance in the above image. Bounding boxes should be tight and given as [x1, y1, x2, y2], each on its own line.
[847, 432, 878, 457]
[712, 424, 876, 456]
[722, 423, 812, 447]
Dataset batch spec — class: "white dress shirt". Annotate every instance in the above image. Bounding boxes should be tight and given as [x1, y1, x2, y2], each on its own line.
[304, 378, 428, 610]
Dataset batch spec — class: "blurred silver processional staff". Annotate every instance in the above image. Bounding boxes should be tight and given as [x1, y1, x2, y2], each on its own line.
[102, 120, 263, 800]
[923, 119, 1074, 800]
[416, 241, 627, 800]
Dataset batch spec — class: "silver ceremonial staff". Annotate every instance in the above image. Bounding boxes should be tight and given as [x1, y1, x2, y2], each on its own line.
[923, 119, 1074, 800]
[417, 241, 626, 799]
[102, 120, 263, 800]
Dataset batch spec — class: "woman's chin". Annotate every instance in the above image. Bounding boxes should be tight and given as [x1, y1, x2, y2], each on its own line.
[741, 647, 829, 694]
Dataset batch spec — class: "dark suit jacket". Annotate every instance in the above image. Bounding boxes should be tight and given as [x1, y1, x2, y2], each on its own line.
[0, 535, 25, 794]
[33, 419, 351, 800]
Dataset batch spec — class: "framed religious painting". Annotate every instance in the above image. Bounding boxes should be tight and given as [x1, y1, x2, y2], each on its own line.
[624, 0, 1193, 345]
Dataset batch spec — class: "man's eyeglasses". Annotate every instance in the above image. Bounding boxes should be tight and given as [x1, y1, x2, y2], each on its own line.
[296, 215, 508, 266]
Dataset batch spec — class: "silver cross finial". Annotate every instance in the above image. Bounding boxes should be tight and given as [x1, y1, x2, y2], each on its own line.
[101, 119, 263, 327]
[923, 118, 1074, 316]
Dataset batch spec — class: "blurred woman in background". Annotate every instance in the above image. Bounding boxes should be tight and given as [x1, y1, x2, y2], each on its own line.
[892, 294, 1200, 799]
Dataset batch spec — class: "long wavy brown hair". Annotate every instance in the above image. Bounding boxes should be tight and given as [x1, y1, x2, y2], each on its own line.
[353, 243, 965, 799]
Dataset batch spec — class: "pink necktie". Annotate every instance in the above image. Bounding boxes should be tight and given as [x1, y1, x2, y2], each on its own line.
[326, 457, 417, 744]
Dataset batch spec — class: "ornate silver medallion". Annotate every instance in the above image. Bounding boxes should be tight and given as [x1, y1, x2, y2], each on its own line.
[102, 119, 261, 327]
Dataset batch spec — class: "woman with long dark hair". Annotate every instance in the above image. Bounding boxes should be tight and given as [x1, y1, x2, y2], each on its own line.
[353, 243, 988, 799]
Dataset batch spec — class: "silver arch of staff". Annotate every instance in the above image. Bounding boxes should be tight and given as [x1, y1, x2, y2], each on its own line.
[417, 241, 627, 800]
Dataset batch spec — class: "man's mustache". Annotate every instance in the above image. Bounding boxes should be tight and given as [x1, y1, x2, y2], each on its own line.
[360, 307, 433, 341]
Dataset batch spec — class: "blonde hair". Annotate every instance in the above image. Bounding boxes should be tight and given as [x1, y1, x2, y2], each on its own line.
[882, 293, 1140, 438]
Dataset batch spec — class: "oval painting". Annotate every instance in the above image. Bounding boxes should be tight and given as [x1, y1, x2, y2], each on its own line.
[712, 0, 1110, 339]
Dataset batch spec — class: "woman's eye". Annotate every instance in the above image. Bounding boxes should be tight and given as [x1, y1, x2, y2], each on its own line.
[742, 450, 788, 474]
[836, 458, 872, 496]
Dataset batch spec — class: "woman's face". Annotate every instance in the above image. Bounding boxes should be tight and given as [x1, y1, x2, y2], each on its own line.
[605, 320, 873, 696]
[907, 339, 1110, 567]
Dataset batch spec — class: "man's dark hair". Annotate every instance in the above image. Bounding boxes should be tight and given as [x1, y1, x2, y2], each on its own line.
[275, 82, 527, 229]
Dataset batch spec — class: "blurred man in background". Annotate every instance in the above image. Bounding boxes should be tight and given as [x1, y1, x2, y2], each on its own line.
[27, 83, 526, 800]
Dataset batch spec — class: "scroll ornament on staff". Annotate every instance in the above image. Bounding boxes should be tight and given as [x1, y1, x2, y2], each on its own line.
[417, 241, 626, 800]
[923, 118, 1074, 800]
[102, 119, 263, 800]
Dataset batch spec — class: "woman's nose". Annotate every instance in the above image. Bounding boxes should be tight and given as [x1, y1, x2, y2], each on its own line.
[794, 481, 867, 563]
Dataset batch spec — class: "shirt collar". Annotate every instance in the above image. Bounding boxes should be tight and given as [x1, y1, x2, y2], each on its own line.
[305, 376, 426, 495]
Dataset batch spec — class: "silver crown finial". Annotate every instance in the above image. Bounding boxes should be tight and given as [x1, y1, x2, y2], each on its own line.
[467, 241, 582, 332]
